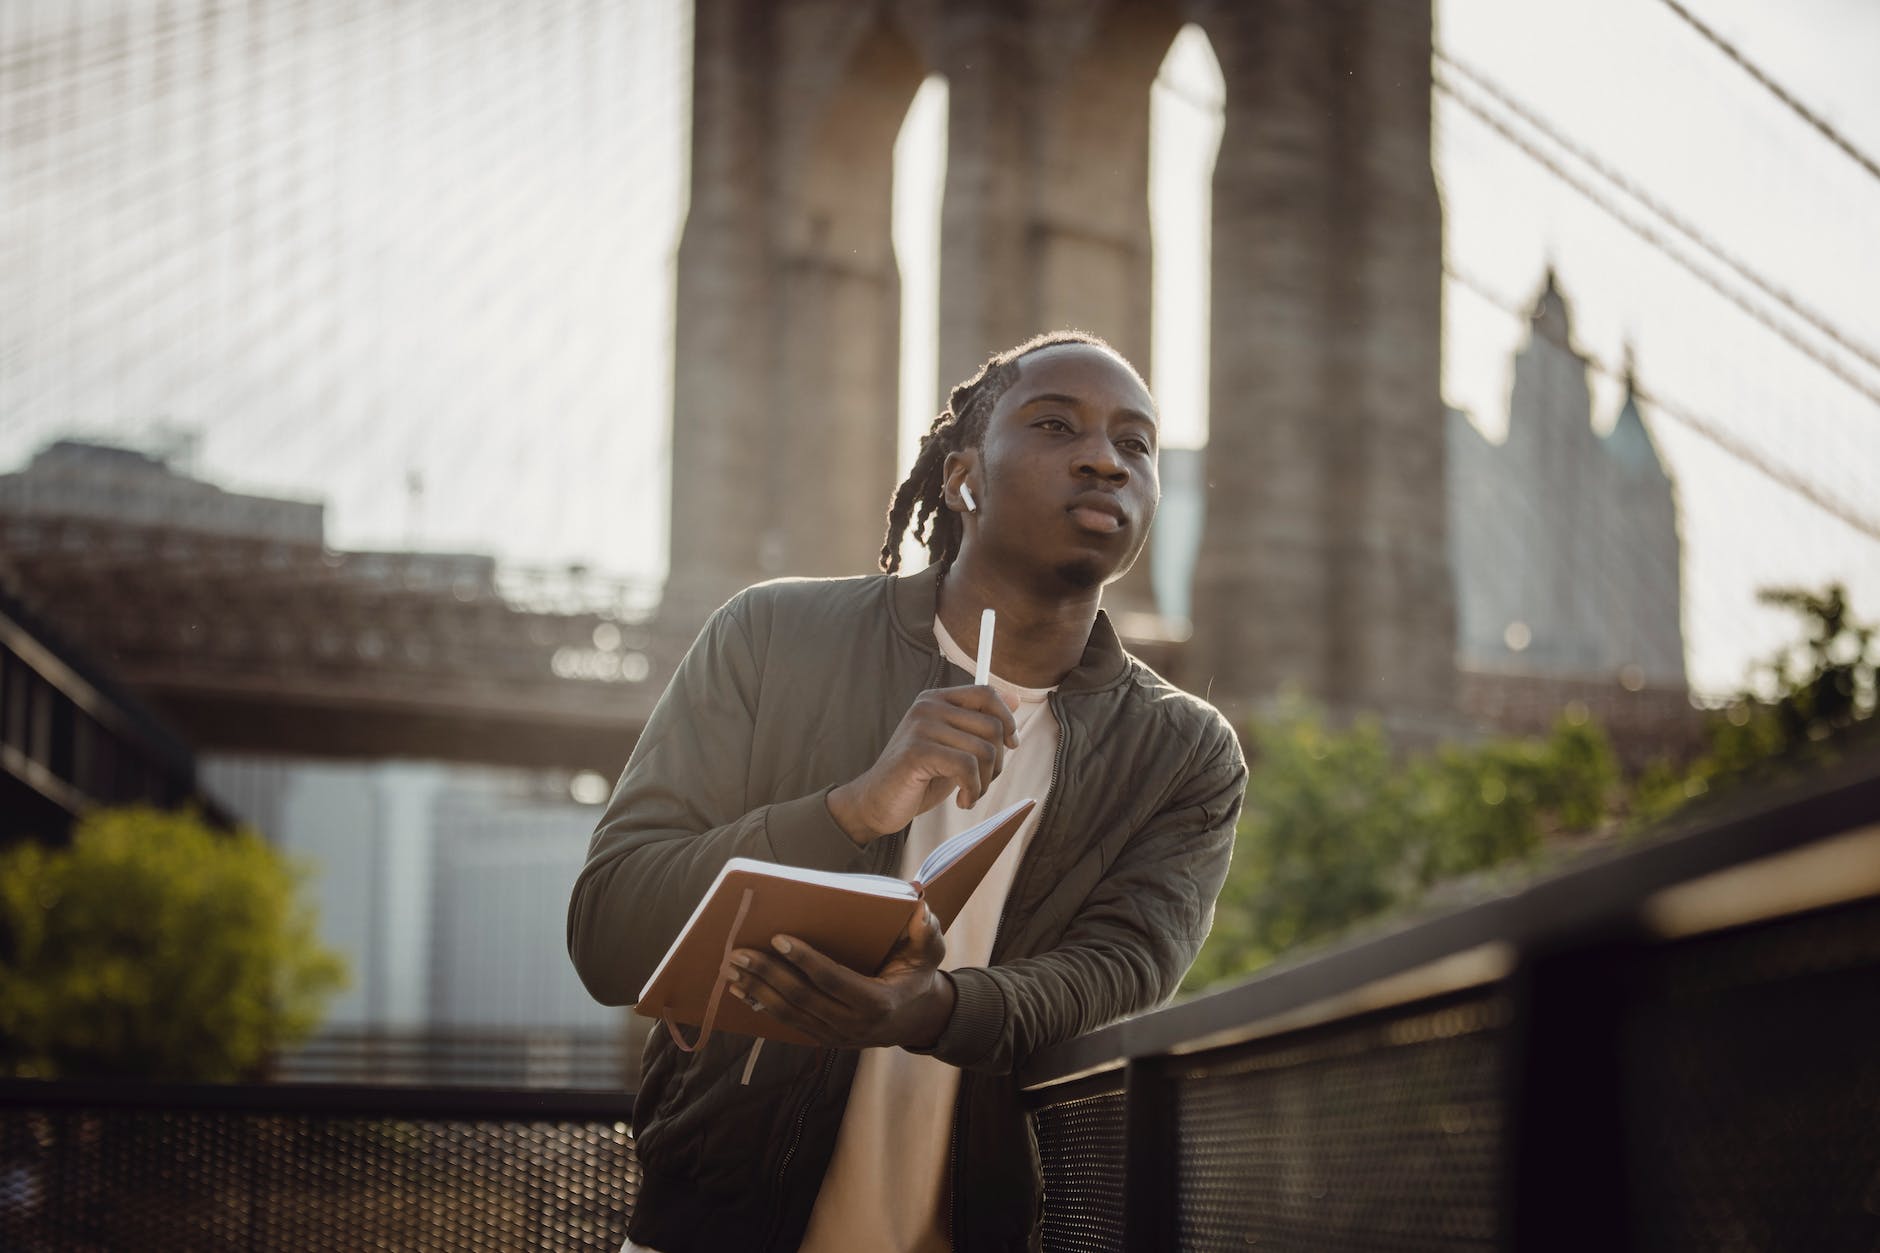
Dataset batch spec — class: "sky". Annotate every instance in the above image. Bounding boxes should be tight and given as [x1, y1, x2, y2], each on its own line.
[1, 0, 1876, 698]
[1428, 0, 1880, 695]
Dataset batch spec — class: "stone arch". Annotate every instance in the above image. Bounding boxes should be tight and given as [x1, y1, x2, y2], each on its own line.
[1136, 21, 1225, 624]
[1029, 0, 1184, 376]
[670, 0, 1455, 729]
[779, 19, 926, 269]
[666, 6, 931, 614]
[769, 17, 927, 579]
[925, 0, 1188, 613]
[936, 0, 1180, 392]
[1033, 1, 1187, 613]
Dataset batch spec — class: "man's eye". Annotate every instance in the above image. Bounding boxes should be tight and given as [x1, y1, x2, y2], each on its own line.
[1037, 417, 1071, 431]
[1122, 438, 1153, 455]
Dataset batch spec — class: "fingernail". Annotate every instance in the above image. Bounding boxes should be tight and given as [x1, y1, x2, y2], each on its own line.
[726, 967, 743, 983]
[731, 953, 751, 968]
[772, 937, 792, 955]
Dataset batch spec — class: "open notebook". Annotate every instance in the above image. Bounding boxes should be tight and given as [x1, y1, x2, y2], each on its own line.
[636, 797, 1035, 1047]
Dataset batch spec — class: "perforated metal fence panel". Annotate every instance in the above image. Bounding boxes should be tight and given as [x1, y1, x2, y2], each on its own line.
[1166, 994, 1508, 1252]
[0, 1104, 638, 1252]
[1621, 897, 1880, 1252]
[1029, 994, 1508, 1253]
[1033, 1082, 1128, 1253]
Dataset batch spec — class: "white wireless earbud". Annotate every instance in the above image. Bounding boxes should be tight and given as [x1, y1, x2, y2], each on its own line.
[961, 484, 977, 513]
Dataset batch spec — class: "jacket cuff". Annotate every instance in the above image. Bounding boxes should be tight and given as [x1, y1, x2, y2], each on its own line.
[916, 967, 1005, 1068]
[763, 786, 868, 873]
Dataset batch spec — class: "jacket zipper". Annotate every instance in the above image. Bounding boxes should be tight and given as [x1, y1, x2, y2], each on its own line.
[948, 688, 1071, 1248]
[762, 1046, 838, 1253]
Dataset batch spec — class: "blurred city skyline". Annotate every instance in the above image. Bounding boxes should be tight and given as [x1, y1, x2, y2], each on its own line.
[3, 0, 1877, 697]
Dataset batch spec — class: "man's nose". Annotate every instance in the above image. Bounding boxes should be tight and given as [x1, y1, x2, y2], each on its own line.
[1075, 437, 1129, 483]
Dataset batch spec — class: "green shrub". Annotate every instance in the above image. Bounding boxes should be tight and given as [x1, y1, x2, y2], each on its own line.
[1185, 699, 1617, 993]
[1633, 583, 1877, 825]
[1187, 583, 1871, 995]
[0, 807, 347, 1082]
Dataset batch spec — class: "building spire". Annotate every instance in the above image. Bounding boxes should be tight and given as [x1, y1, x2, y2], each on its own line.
[1604, 341, 1669, 478]
[1530, 265, 1572, 344]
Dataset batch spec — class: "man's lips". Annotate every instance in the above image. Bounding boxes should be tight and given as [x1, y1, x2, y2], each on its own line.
[1067, 495, 1127, 534]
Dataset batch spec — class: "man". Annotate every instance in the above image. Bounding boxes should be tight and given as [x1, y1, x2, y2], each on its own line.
[568, 331, 1247, 1251]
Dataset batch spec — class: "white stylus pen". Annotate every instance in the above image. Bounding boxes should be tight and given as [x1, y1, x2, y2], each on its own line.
[974, 607, 995, 687]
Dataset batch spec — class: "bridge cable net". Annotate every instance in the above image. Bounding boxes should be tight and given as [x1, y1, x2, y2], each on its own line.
[0, 0, 687, 605]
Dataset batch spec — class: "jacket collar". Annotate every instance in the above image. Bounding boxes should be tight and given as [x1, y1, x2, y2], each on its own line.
[886, 563, 1131, 695]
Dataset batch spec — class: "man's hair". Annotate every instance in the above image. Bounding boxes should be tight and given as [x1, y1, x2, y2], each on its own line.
[878, 329, 1130, 574]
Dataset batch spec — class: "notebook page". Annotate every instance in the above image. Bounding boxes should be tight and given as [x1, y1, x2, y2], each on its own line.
[914, 798, 1035, 883]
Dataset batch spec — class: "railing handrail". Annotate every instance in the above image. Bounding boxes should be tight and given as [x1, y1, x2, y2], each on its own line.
[287, 1026, 625, 1047]
[0, 1076, 635, 1122]
[1021, 738, 1880, 1090]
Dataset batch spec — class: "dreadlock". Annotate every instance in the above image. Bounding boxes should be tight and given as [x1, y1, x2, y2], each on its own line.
[878, 329, 1126, 574]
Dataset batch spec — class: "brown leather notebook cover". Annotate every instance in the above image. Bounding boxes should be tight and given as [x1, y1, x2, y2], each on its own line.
[635, 798, 1035, 1046]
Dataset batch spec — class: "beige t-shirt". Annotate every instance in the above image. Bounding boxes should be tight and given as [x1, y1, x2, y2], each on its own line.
[797, 618, 1061, 1253]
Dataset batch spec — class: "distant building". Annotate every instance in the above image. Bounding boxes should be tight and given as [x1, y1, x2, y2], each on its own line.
[0, 438, 503, 596]
[202, 754, 620, 1038]
[1154, 271, 1688, 720]
[1447, 273, 1686, 688]
[0, 439, 324, 545]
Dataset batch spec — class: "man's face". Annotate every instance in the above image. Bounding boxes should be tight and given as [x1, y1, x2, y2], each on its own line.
[954, 343, 1161, 592]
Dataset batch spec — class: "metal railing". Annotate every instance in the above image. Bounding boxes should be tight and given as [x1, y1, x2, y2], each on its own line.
[3, 748, 1875, 1251]
[1021, 745, 1880, 1251]
[0, 581, 227, 844]
[272, 1028, 632, 1091]
[0, 1081, 638, 1252]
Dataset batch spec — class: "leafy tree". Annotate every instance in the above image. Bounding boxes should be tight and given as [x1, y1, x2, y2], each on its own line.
[0, 807, 347, 1082]
[1632, 583, 1877, 824]
[1185, 699, 1617, 993]
[1189, 584, 1873, 995]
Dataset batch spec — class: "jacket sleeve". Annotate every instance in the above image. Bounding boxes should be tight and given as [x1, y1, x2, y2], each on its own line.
[919, 716, 1246, 1075]
[566, 592, 867, 1006]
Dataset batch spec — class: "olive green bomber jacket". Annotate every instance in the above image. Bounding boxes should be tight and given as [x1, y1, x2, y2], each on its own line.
[567, 565, 1246, 1252]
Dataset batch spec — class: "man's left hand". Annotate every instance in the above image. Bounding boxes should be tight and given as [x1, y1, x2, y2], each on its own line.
[725, 903, 956, 1050]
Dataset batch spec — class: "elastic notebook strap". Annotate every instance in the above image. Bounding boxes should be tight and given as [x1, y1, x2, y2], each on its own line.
[662, 885, 756, 1056]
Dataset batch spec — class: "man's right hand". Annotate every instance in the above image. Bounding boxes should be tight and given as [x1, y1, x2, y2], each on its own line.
[826, 684, 1020, 846]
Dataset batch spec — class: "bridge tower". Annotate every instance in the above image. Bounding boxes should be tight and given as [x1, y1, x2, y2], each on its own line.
[663, 2, 925, 618]
[667, 0, 1456, 731]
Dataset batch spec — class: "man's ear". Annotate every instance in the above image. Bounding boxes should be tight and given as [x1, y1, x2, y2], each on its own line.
[942, 450, 979, 515]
